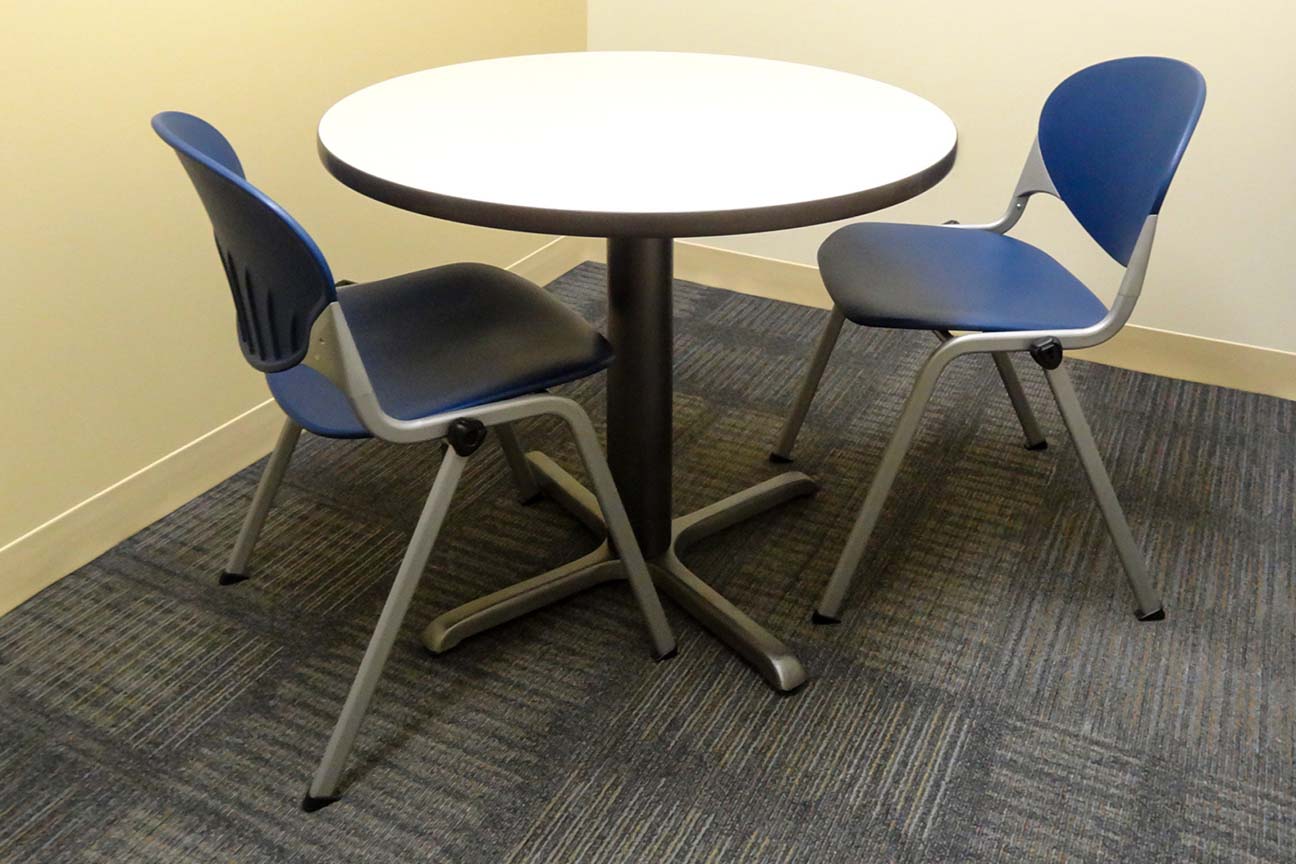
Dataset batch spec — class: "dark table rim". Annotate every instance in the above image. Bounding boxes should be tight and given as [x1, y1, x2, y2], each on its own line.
[318, 135, 957, 239]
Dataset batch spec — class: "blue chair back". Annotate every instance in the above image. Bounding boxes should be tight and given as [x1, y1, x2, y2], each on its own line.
[152, 112, 336, 373]
[1038, 57, 1206, 266]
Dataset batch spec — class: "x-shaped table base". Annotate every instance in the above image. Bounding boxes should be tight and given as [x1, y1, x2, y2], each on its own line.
[423, 452, 815, 692]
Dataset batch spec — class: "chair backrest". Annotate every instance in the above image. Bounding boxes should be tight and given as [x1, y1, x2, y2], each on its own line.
[1037, 57, 1205, 266]
[152, 112, 337, 373]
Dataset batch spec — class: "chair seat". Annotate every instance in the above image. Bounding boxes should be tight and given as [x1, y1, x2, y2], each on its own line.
[818, 223, 1110, 333]
[268, 263, 612, 438]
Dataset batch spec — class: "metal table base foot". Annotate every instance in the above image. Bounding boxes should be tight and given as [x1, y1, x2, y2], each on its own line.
[660, 472, 816, 692]
[422, 453, 816, 692]
[422, 542, 623, 652]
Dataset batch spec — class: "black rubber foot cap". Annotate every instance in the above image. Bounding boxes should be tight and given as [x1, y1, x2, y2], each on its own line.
[655, 647, 679, 663]
[1136, 607, 1166, 622]
[219, 571, 248, 586]
[518, 492, 544, 507]
[811, 611, 840, 625]
[302, 792, 340, 812]
[776, 679, 811, 698]
[768, 452, 793, 464]
[1026, 440, 1049, 451]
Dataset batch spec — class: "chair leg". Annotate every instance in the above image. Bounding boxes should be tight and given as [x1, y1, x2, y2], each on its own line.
[771, 304, 846, 463]
[562, 409, 676, 659]
[304, 447, 468, 811]
[222, 419, 302, 585]
[815, 351, 949, 622]
[1042, 364, 1164, 620]
[494, 423, 541, 503]
[935, 331, 1046, 451]
[991, 352, 1049, 450]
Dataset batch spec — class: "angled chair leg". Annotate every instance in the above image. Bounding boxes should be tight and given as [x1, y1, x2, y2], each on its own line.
[815, 351, 950, 622]
[1042, 364, 1164, 620]
[935, 331, 1047, 452]
[222, 419, 302, 585]
[562, 409, 676, 659]
[494, 423, 541, 503]
[304, 446, 468, 811]
[991, 352, 1049, 450]
[771, 304, 846, 463]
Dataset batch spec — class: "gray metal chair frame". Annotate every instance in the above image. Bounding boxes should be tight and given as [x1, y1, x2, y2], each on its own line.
[772, 140, 1166, 624]
[226, 300, 676, 809]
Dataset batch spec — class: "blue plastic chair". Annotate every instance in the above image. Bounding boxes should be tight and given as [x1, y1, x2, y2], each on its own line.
[153, 112, 675, 809]
[768, 57, 1206, 623]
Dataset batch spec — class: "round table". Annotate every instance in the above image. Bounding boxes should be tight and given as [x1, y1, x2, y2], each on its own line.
[319, 51, 957, 692]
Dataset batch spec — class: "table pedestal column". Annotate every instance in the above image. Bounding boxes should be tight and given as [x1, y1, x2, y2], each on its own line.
[606, 237, 674, 556]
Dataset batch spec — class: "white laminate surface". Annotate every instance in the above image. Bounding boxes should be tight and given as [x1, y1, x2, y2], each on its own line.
[319, 51, 957, 230]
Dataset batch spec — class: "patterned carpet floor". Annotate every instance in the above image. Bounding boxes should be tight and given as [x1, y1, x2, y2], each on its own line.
[1, 262, 1293, 862]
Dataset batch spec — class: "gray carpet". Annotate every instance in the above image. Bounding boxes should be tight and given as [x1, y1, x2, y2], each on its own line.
[1, 262, 1292, 863]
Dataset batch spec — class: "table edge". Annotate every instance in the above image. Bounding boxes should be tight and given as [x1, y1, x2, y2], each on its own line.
[317, 135, 957, 239]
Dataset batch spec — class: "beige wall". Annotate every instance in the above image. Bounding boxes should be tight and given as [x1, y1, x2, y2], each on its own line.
[0, 1, 586, 549]
[589, 0, 1296, 354]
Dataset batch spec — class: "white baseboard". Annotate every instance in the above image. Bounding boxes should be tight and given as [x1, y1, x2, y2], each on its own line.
[0, 239, 585, 619]
[505, 236, 597, 286]
[0, 400, 286, 617]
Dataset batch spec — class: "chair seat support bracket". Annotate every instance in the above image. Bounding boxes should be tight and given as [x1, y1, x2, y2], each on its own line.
[1029, 337, 1064, 370]
[447, 418, 488, 457]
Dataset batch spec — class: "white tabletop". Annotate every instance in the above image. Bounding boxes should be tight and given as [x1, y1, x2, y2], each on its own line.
[319, 51, 957, 237]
